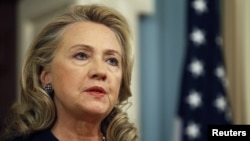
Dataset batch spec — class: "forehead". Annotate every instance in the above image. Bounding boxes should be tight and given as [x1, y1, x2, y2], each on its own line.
[59, 21, 121, 51]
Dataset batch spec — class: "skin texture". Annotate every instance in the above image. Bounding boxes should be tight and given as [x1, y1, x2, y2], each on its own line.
[40, 21, 122, 141]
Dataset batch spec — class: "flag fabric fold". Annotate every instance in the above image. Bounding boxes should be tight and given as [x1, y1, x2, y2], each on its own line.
[175, 0, 232, 141]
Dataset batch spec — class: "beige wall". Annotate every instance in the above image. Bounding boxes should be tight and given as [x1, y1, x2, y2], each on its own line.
[223, 0, 250, 124]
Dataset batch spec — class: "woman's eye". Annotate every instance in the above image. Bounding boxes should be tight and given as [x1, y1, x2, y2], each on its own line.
[74, 52, 88, 60]
[107, 58, 119, 66]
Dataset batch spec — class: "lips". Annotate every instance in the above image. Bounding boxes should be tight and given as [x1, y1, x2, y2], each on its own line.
[85, 86, 106, 98]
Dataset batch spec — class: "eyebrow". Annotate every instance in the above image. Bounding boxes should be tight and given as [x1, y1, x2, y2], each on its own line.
[104, 49, 122, 57]
[70, 44, 122, 57]
[70, 44, 93, 52]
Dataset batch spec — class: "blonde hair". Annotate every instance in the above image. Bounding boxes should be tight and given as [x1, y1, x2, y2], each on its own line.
[1, 4, 138, 141]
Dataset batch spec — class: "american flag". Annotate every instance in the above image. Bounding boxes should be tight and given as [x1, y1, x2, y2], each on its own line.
[174, 0, 232, 141]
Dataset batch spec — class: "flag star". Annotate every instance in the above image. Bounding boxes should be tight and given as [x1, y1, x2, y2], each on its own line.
[215, 65, 225, 80]
[189, 59, 204, 77]
[186, 90, 202, 109]
[214, 95, 227, 112]
[185, 122, 200, 139]
[215, 65, 228, 87]
[192, 0, 207, 14]
[190, 28, 206, 46]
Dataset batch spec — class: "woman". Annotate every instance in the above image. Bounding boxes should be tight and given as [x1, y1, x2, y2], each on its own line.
[0, 4, 138, 141]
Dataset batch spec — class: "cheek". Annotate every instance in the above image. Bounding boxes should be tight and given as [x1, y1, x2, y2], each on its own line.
[52, 67, 70, 94]
[51, 62, 83, 93]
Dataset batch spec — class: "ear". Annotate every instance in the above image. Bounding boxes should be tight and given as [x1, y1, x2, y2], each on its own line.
[40, 70, 51, 87]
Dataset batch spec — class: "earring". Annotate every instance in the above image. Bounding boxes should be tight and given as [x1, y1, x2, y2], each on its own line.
[45, 83, 53, 94]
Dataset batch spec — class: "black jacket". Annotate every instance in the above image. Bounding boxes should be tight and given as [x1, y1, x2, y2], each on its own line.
[10, 129, 58, 141]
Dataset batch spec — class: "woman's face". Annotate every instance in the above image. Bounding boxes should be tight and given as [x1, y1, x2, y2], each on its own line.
[41, 21, 122, 120]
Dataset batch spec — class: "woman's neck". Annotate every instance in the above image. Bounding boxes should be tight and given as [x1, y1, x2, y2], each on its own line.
[51, 113, 104, 141]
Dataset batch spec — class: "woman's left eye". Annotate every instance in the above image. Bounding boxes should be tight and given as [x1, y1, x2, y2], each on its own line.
[107, 58, 119, 66]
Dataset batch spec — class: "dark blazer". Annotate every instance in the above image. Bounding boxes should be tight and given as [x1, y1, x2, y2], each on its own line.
[10, 129, 58, 141]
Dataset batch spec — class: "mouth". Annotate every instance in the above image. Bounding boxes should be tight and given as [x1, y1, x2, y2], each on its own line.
[85, 86, 106, 98]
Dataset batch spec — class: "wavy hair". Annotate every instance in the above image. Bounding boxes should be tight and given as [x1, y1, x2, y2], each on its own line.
[1, 4, 138, 141]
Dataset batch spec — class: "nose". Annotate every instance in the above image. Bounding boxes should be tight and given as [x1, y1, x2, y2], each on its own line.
[89, 59, 107, 81]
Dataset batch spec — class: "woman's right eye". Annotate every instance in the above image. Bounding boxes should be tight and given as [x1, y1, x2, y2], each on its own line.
[74, 52, 88, 60]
